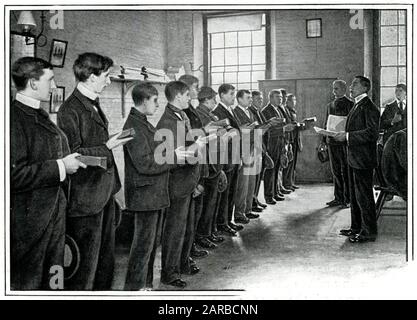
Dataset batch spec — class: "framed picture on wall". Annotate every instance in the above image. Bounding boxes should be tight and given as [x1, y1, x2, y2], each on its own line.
[49, 39, 68, 67]
[50, 86, 65, 113]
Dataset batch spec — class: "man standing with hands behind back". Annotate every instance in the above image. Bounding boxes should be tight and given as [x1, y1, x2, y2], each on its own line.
[58, 52, 132, 290]
[334, 76, 380, 243]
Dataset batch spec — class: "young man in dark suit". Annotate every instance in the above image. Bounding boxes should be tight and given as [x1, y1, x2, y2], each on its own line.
[334, 76, 380, 243]
[380, 83, 407, 145]
[212, 84, 244, 236]
[58, 53, 132, 290]
[10, 57, 85, 290]
[261, 90, 286, 204]
[123, 83, 185, 290]
[156, 81, 206, 288]
[323, 80, 354, 208]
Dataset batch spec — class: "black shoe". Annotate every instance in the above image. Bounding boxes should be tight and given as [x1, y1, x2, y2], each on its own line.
[257, 201, 267, 208]
[229, 222, 244, 231]
[252, 206, 263, 212]
[196, 237, 217, 249]
[340, 202, 350, 209]
[235, 215, 250, 224]
[326, 199, 341, 207]
[191, 243, 209, 258]
[287, 186, 296, 192]
[274, 194, 285, 201]
[280, 187, 292, 194]
[349, 233, 377, 243]
[208, 234, 225, 243]
[218, 224, 238, 236]
[265, 198, 276, 205]
[292, 185, 300, 189]
[246, 212, 260, 219]
[166, 279, 187, 288]
[187, 264, 200, 275]
[339, 229, 357, 237]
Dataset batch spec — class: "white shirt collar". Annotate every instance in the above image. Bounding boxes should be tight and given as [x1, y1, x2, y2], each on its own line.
[396, 99, 406, 107]
[237, 104, 250, 116]
[354, 93, 367, 104]
[77, 82, 98, 101]
[15, 92, 41, 109]
[219, 101, 234, 115]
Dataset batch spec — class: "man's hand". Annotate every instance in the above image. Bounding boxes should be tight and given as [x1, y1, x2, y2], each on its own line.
[192, 184, 204, 198]
[283, 123, 296, 132]
[106, 131, 134, 150]
[333, 132, 347, 142]
[62, 153, 87, 174]
[391, 112, 402, 125]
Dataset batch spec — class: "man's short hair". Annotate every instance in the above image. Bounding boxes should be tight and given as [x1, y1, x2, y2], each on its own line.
[73, 52, 114, 82]
[12, 57, 53, 91]
[198, 86, 217, 103]
[333, 79, 347, 90]
[218, 84, 235, 97]
[268, 89, 282, 100]
[278, 88, 287, 97]
[287, 93, 295, 101]
[396, 83, 407, 92]
[178, 74, 199, 87]
[252, 90, 261, 98]
[236, 89, 251, 100]
[165, 81, 189, 102]
[132, 83, 158, 106]
[355, 75, 371, 92]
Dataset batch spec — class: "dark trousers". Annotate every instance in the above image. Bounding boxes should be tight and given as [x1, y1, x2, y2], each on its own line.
[348, 166, 377, 236]
[65, 197, 116, 290]
[161, 194, 191, 283]
[197, 175, 221, 238]
[329, 144, 350, 204]
[283, 142, 297, 188]
[11, 189, 66, 290]
[264, 140, 280, 200]
[124, 210, 162, 290]
[217, 165, 239, 226]
[180, 194, 203, 273]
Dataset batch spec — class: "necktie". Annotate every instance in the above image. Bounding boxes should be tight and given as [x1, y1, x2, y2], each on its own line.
[399, 101, 404, 111]
[169, 104, 191, 131]
[92, 98, 108, 125]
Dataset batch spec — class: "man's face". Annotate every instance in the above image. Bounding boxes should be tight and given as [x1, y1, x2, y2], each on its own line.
[271, 93, 282, 107]
[287, 97, 296, 109]
[206, 97, 217, 111]
[252, 94, 263, 109]
[176, 90, 191, 109]
[238, 93, 252, 108]
[395, 87, 406, 101]
[189, 82, 199, 100]
[333, 83, 345, 98]
[349, 78, 366, 99]
[221, 89, 235, 106]
[281, 93, 287, 105]
[143, 95, 159, 115]
[93, 68, 112, 94]
[33, 68, 56, 102]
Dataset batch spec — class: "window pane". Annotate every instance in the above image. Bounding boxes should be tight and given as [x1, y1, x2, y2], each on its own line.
[307, 19, 321, 37]
[239, 65, 251, 71]
[381, 67, 398, 86]
[399, 26, 406, 45]
[252, 71, 265, 83]
[225, 48, 237, 65]
[399, 10, 406, 25]
[399, 67, 406, 83]
[238, 72, 251, 83]
[399, 46, 406, 65]
[252, 64, 266, 71]
[225, 66, 238, 72]
[239, 47, 251, 65]
[252, 27, 265, 46]
[238, 31, 251, 46]
[225, 32, 237, 47]
[211, 73, 224, 84]
[252, 46, 265, 64]
[238, 83, 251, 90]
[380, 87, 395, 106]
[381, 10, 398, 25]
[211, 49, 224, 66]
[251, 82, 259, 90]
[381, 26, 398, 46]
[261, 13, 266, 25]
[224, 72, 237, 83]
[381, 47, 398, 66]
[211, 33, 224, 49]
[211, 66, 224, 73]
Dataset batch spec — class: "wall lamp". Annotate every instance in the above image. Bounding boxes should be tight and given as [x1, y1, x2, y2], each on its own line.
[16, 10, 48, 47]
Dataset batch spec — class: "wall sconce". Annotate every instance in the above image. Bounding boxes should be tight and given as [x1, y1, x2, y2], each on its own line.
[17, 10, 48, 47]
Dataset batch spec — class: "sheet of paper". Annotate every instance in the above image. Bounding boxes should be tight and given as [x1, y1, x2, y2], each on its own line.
[326, 115, 347, 132]
[313, 126, 339, 137]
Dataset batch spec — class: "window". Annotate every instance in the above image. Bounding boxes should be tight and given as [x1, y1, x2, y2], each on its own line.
[379, 10, 406, 107]
[207, 13, 267, 92]
[306, 19, 322, 38]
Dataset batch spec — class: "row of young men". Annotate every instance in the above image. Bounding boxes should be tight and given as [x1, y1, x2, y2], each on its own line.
[10, 52, 303, 290]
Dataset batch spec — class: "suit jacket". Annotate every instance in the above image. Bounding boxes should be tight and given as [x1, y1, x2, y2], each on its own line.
[57, 88, 121, 216]
[11, 100, 70, 261]
[123, 108, 171, 211]
[287, 107, 304, 151]
[156, 104, 200, 199]
[249, 105, 269, 152]
[234, 106, 256, 159]
[261, 103, 285, 146]
[346, 96, 380, 169]
[380, 100, 407, 144]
